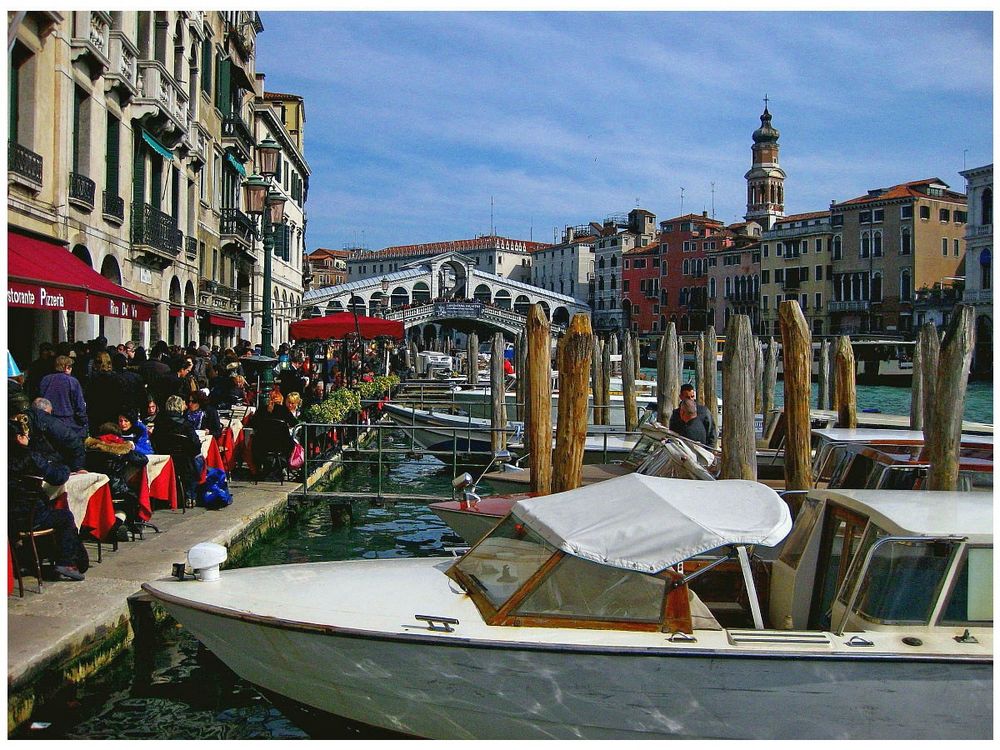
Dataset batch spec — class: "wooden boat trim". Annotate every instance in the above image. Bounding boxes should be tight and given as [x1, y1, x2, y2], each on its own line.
[141, 583, 991, 665]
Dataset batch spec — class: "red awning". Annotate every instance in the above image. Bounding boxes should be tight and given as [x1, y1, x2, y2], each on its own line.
[289, 312, 404, 341]
[208, 312, 245, 329]
[7, 231, 154, 321]
[169, 306, 195, 318]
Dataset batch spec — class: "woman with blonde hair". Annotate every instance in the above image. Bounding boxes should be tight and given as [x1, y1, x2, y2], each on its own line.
[285, 392, 303, 421]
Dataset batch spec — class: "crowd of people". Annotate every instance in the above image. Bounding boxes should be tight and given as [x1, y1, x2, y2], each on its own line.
[8, 334, 398, 583]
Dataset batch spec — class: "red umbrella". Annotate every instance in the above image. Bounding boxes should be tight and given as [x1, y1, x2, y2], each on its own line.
[289, 312, 404, 341]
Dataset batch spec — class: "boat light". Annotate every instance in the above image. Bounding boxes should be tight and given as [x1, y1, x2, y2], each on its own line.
[188, 542, 228, 582]
[452, 472, 474, 490]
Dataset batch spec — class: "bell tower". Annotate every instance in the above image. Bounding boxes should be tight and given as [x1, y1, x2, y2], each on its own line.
[744, 97, 786, 230]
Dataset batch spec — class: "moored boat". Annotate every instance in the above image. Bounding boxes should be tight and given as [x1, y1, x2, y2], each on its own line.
[143, 475, 992, 739]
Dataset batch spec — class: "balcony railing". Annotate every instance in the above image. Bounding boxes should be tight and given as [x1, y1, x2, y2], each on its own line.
[222, 115, 255, 156]
[9, 141, 43, 188]
[763, 222, 830, 240]
[185, 235, 198, 260]
[963, 289, 993, 304]
[131, 202, 181, 255]
[965, 224, 993, 240]
[220, 207, 256, 243]
[102, 191, 125, 221]
[828, 300, 870, 313]
[134, 61, 188, 132]
[68, 172, 96, 210]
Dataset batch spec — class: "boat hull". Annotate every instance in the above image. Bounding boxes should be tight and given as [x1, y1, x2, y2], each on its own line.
[152, 592, 991, 740]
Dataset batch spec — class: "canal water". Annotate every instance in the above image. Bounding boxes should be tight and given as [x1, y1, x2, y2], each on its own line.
[20, 382, 992, 739]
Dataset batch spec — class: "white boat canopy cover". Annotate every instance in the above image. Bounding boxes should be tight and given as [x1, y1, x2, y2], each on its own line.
[512, 474, 792, 574]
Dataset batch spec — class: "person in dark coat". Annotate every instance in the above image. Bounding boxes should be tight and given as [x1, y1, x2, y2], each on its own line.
[117, 410, 154, 455]
[151, 395, 204, 500]
[668, 398, 714, 448]
[85, 352, 126, 434]
[277, 354, 309, 398]
[84, 422, 148, 535]
[25, 342, 55, 399]
[184, 391, 222, 438]
[8, 416, 88, 580]
[38, 355, 88, 439]
[23, 396, 87, 471]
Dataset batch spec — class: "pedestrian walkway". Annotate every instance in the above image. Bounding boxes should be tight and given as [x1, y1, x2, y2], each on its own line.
[8, 475, 293, 698]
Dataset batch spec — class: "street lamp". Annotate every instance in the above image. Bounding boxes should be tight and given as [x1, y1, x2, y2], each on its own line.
[381, 276, 390, 317]
[243, 136, 286, 398]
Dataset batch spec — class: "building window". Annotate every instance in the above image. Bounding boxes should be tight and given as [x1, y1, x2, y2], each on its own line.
[815, 265, 823, 281]
[815, 292, 822, 309]
[919, 205, 931, 220]
[762, 295, 768, 311]
[763, 244, 769, 257]
[776, 243, 783, 257]
[942, 238, 948, 256]
[954, 239, 960, 257]
[873, 209, 884, 222]
[901, 204, 913, 219]
[900, 227, 911, 255]
[981, 249, 992, 289]
[940, 208, 951, 222]
[105, 113, 120, 197]
[900, 269, 912, 301]
[801, 293, 808, 310]
[860, 232, 870, 258]
[775, 268, 785, 284]
[709, 277, 716, 298]
[982, 188, 993, 224]
[815, 238, 823, 253]
[761, 269, 770, 284]
[955, 210, 967, 223]
[833, 235, 842, 260]
[859, 210, 871, 223]
[873, 231, 882, 257]
[871, 272, 882, 302]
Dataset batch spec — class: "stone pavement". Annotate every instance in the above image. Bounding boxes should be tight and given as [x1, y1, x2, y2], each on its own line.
[7, 474, 295, 696]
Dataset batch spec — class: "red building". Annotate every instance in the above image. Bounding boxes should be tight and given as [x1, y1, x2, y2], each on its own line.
[621, 240, 662, 334]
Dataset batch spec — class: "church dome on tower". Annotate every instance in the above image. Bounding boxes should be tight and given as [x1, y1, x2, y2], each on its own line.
[752, 106, 780, 144]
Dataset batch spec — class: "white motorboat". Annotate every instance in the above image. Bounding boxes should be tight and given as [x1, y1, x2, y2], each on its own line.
[143, 475, 992, 739]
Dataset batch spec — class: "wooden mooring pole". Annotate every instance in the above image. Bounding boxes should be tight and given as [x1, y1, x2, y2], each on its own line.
[660, 323, 680, 421]
[779, 301, 812, 490]
[693, 333, 705, 405]
[925, 306, 975, 490]
[721, 315, 757, 480]
[490, 333, 506, 453]
[467, 332, 479, 386]
[553, 314, 593, 492]
[909, 335, 923, 431]
[526, 304, 552, 494]
[817, 339, 830, 410]
[753, 337, 764, 414]
[677, 335, 685, 388]
[600, 336, 612, 426]
[762, 336, 777, 420]
[622, 329, 638, 432]
[591, 335, 604, 426]
[703, 325, 719, 447]
[515, 333, 526, 422]
[919, 321, 940, 437]
[834, 335, 857, 429]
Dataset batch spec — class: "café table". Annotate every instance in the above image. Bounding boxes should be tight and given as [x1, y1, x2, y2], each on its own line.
[43, 472, 116, 542]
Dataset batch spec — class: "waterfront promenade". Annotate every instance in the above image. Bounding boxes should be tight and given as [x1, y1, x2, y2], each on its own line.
[8, 474, 295, 733]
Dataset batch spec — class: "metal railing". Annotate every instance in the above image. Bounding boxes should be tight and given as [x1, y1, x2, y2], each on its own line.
[185, 235, 198, 260]
[9, 141, 43, 186]
[220, 207, 255, 242]
[828, 300, 870, 312]
[222, 114, 255, 155]
[131, 202, 181, 254]
[102, 191, 125, 221]
[69, 172, 96, 209]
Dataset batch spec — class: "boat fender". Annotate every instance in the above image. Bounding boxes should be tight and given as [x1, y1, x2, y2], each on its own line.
[188, 542, 228, 582]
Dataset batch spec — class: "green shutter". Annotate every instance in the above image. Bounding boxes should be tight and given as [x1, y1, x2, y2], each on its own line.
[132, 130, 146, 206]
[105, 113, 120, 194]
[201, 39, 212, 95]
[216, 56, 231, 114]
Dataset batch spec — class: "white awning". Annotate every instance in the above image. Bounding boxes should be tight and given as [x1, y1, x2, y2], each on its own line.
[511, 474, 791, 574]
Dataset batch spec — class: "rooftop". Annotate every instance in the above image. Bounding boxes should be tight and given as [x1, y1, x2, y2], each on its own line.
[833, 178, 966, 208]
[351, 236, 550, 261]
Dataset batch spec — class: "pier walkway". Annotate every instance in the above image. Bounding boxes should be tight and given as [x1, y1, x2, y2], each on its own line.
[8, 474, 295, 732]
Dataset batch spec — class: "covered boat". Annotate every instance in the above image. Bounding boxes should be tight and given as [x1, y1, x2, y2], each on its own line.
[142, 475, 992, 739]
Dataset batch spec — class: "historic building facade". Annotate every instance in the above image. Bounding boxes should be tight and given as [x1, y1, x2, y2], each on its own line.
[8, 11, 308, 363]
[828, 179, 967, 335]
[306, 247, 350, 290]
[529, 227, 595, 306]
[959, 163, 992, 376]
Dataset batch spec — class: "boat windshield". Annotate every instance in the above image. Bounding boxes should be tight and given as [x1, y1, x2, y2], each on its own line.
[454, 514, 556, 609]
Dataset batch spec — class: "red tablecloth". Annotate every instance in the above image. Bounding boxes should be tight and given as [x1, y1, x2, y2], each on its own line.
[147, 454, 178, 509]
[8, 544, 14, 596]
[48, 475, 117, 542]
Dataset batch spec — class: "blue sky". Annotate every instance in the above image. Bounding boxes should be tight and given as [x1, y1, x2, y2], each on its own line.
[255, 11, 992, 252]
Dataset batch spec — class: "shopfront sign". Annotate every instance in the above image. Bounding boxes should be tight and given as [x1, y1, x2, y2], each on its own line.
[7, 281, 87, 312]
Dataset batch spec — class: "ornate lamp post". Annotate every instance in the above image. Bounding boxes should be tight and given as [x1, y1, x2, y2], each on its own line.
[243, 136, 285, 397]
[381, 276, 390, 317]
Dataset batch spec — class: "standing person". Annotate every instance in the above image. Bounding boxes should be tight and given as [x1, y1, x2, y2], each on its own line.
[669, 398, 715, 448]
[85, 352, 126, 433]
[39, 355, 88, 439]
[678, 383, 717, 446]
[25, 342, 55, 399]
[278, 351, 309, 397]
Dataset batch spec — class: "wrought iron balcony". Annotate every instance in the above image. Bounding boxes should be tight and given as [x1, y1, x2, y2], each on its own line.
[220, 207, 256, 245]
[102, 191, 125, 222]
[131, 202, 181, 256]
[222, 115, 255, 158]
[68, 172, 96, 210]
[9, 141, 43, 189]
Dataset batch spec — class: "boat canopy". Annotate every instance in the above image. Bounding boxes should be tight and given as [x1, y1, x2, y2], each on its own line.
[511, 474, 791, 574]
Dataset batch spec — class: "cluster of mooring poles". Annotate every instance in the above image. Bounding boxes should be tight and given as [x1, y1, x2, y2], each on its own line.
[512, 300, 975, 495]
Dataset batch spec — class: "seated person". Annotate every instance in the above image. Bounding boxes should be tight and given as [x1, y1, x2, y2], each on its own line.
[14, 394, 86, 472]
[8, 416, 88, 580]
[84, 422, 149, 536]
[141, 398, 158, 435]
[151, 395, 204, 501]
[251, 389, 298, 429]
[209, 366, 246, 409]
[184, 390, 222, 438]
[302, 380, 326, 411]
[118, 409, 154, 455]
[248, 391, 295, 477]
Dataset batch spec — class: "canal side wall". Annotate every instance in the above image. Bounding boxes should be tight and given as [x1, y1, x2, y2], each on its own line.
[7, 420, 386, 735]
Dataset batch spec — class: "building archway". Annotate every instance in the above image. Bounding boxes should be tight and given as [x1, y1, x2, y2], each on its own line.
[974, 314, 992, 378]
[513, 295, 530, 315]
[494, 289, 512, 310]
[326, 300, 345, 315]
[391, 286, 409, 308]
[348, 295, 366, 316]
[369, 292, 384, 317]
[412, 282, 430, 304]
[473, 283, 491, 304]
[552, 306, 570, 326]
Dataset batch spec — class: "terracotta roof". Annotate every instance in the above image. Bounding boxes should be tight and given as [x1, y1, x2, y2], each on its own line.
[624, 241, 659, 255]
[263, 91, 303, 101]
[834, 178, 966, 208]
[773, 210, 830, 225]
[660, 213, 725, 226]
[351, 235, 550, 261]
[308, 248, 352, 260]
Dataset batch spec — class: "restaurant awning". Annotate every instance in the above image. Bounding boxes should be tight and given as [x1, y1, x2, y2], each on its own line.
[8, 230, 154, 321]
[207, 312, 245, 329]
[288, 312, 404, 341]
[169, 306, 196, 318]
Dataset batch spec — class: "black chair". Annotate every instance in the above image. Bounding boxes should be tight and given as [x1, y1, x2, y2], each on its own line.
[9, 499, 57, 596]
[249, 418, 294, 484]
[151, 432, 201, 510]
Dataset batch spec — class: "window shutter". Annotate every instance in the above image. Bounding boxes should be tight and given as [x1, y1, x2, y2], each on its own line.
[132, 130, 146, 207]
[106, 114, 120, 193]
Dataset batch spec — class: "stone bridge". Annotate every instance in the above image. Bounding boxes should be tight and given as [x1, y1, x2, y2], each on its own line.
[302, 250, 588, 338]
